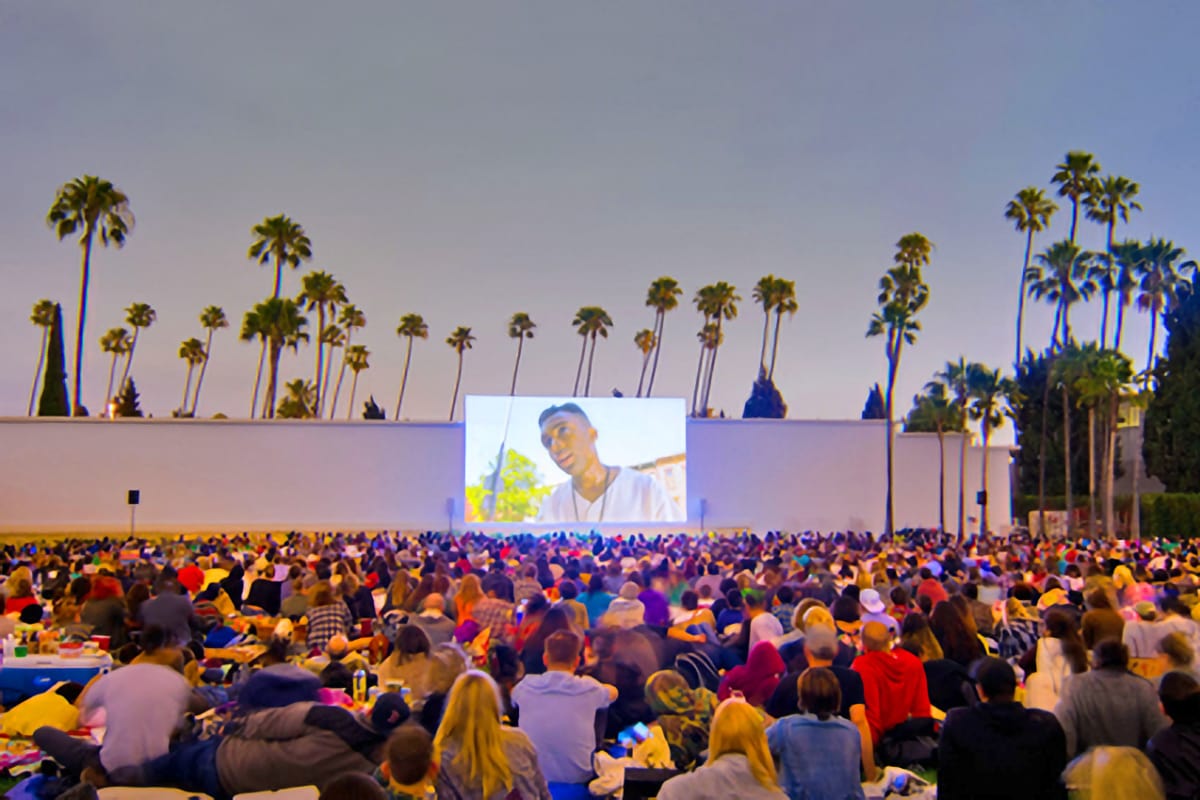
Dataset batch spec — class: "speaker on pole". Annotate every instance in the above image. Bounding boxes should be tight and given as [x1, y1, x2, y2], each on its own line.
[128, 489, 140, 538]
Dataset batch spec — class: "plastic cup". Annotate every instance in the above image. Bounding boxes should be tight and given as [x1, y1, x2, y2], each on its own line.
[91, 635, 111, 651]
[13, 645, 27, 658]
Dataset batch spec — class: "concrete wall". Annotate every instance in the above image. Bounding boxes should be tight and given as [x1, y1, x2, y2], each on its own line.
[0, 417, 1012, 535]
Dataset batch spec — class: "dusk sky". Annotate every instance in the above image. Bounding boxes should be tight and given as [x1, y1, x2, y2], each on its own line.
[3, 3, 1198, 441]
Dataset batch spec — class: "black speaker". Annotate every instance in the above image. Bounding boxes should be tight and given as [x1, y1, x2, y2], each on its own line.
[128, 490, 140, 506]
[976, 490, 987, 506]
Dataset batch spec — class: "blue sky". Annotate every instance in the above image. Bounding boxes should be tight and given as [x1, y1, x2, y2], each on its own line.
[2, 3, 1198, 441]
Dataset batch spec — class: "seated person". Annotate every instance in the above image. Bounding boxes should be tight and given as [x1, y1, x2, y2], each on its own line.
[375, 724, 438, 800]
[657, 698, 786, 800]
[411, 593, 456, 647]
[852, 620, 932, 745]
[1146, 671, 1200, 800]
[378, 625, 433, 703]
[767, 668, 865, 800]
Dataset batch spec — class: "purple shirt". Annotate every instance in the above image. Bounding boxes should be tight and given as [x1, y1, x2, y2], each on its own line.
[638, 590, 670, 628]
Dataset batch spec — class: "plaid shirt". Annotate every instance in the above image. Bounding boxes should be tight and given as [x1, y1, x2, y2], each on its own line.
[306, 602, 352, 652]
[514, 577, 544, 605]
[473, 597, 515, 643]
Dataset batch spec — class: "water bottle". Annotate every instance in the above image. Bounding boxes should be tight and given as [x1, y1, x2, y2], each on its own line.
[352, 669, 367, 703]
[2, 636, 14, 659]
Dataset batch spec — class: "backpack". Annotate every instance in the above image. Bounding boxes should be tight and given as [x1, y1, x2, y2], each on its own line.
[674, 651, 720, 694]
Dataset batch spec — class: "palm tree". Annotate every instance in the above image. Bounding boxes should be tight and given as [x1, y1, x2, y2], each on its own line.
[1111, 240, 1145, 351]
[318, 323, 346, 415]
[240, 305, 268, 418]
[1085, 350, 1135, 536]
[394, 313, 429, 420]
[297, 270, 346, 416]
[251, 298, 309, 419]
[905, 383, 961, 534]
[248, 214, 313, 300]
[1136, 238, 1195, 387]
[47, 175, 135, 415]
[1084, 175, 1142, 347]
[968, 365, 1015, 537]
[931, 358, 972, 540]
[867, 233, 933, 535]
[644, 277, 683, 396]
[177, 338, 206, 415]
[1051, 344, 1092, 536]
[1071, 343, 1106, 539]
[99, 327, 132, 417]
[344, 345, 370, 421]
[446, 326, 476, 421]
[693, 323, 722, 416]
[1005, 187, 1058, 366]
[1051, 151, 1101, 244]
[277, 379, 316, 419]
[571, 307, 613, 397]
[767, 278, 798, 382]
[752, 275, 781, 375]
[28, 299, 56, 416]
[690, 287, 716, 415]
[634, 328, 658, 397]
[698, 282, 739, 417]
[120, 302, 157, 389]
[328, 303, 365, 420]
[1026, 241, 1098, 347]
[507, 312, 536, 395]
[191, 306, 228, 416]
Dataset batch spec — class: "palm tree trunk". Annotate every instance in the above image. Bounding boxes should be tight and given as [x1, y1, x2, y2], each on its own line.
[646, 311, 665, 396]
[265, 340, 282, 419]
[329, 328, 352, 420]
[29, 328, 48, 416]
[980, 420, 991, 536]
[1015, 228, 1033, 368]
[1104, 222, 1116, 349]
[510, 336, 524, 396]
[937, 427, 946, 534]
[1115, 296, 1128, 353]
[1104, 397, 1117, 538]
[1037, 366, 1051, 538]
[73, 227, 94, 416]
[251, 339, 267, 419]
[573, 336, 587, 396]
[273, 252, 283, 300]
[884, 333, 902, 536]
[104, 353, 119, 417]
[768, 309, 784, 381]
[1087, 407, 1097, 539]
[691, 341, 706, 417]
[584, 333, 598, 396]
[1063, 383, 1073, 536]
[321, 340, 337, 417]
[181, 363, 195, 412]
[347, 372, 360, 421]
[958, 407, 968, 541]
[120, 328, 140, 389]
[1061, 299, 1071, 346]
[1146, 309, 1158, 390]
[395, 338, 414, 421]
[1050, 304, 1063, 349]
[758, 311, 770, 376]
[449, 352, 464, 421]
[636, 351, 650, 397]
[1069, 199, 1078, 245]
[1131, 420, 1142, 539]
[701, 318, 723, 415]
[191, 329, 215, 415]
[314, 306, 325, 416]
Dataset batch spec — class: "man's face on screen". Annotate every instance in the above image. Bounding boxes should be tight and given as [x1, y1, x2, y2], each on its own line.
[540, 412, 598, 477]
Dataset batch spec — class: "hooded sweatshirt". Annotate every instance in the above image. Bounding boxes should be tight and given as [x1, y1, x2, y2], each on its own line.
[1147, 695, 1200, 800]
[852, 647, 931, 743]
[937, 701, 1068, 800]
[718, 641, 784, 707]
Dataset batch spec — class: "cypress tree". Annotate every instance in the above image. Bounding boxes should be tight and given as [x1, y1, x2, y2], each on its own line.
[37, 303, 70, 416]
[861, 383, 886, 420]
[1145, 280, 1200, 490]
[114, 378, 144, 418]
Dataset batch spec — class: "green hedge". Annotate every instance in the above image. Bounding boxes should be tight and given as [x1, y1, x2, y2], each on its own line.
[1014, 493, 1200, 539]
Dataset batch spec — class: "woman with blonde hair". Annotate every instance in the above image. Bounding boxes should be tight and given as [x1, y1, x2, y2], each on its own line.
[1063, 746, 1165, 800]
[455, 574, 484, 622]
[433, 670, 551, 800]
[995, 597, 1041, 661]
[657, 698, 785, 800]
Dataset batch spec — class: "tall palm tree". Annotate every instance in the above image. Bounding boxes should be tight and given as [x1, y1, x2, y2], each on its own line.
[1051, 151, 1101, 244]
[1051, 344, 1092, 536]
[251, 298, 309, 419]
[1086, 350, 1135, 536]
[1084, 175, 1142, 347]
[344, 345, 370, 421]
[120, 302, 156, 389]
[47, 175, 135, 415]
[177, 338, 206, 415]
[507, 312, 536, 395]
[297, 270, 346, 417]
[240, 305, 268, 418]
[906, 383, 961, 534]
[28, 299, 56, 416]
[277, 379, 316, 419]
[690, 287, 716, 415]
[752, 275, 781, 376]
[571, 307, 613, 397]
[99, 327, 132, 417]
[1026, 240, 1098, 346]
[318, 323, 346, 415]
[644, 277, 682, 397]
[867, 233, 933, 535]
[1005, 187, 1058, 366]
[1071, 343, 1107, 539]
[248, 214, 313, 300]
[1111, 240, 1145, 351]
[931, 358, 972, 540]
[767, 278, 798, 382]
[446, 326, 476, 421]
[699, 282, 740, 416]
[328, 304, 365, 420]
[634, 328, 658, 397]
[1136, 238, 1195, 387]
[583, 307, 613, 397]
[968, 365, 1015, 537]
[190, 306, 228, 416]
[394, 313, 428, 420]
[693, 323, 722, 416]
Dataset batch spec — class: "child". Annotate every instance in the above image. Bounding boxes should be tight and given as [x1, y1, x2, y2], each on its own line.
[376, 724, 437, 800]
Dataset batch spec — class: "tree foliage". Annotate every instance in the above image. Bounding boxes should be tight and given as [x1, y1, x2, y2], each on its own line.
[1145, 279, 1200, 491]
[743, 374, 787, 419]
[465, 449, 553, 523]
[114, 378, 143, 418]
[38, 303, 70, 417]
[861, 383, 886, 420]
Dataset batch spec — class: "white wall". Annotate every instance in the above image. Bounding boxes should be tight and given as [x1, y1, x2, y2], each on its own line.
[0, 417, 1011, 535]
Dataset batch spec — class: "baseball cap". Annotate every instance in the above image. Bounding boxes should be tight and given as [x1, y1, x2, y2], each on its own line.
[860, 589, 886, 615]
[369, 692, 411, 733]
[1134, 601, 1157, 621]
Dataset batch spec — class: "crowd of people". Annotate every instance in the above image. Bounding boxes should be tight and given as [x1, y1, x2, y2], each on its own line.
[0, 527, 1198, 800]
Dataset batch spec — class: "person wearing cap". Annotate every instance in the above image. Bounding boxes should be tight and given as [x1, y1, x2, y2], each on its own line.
[937, 658, 1067, 800]
[602, 582, 646, 629]
[304, 692, 412, 764]
[1124, 601, 1163, 658]
[534, 403, 684, 523]
[859, 588, 899, 638]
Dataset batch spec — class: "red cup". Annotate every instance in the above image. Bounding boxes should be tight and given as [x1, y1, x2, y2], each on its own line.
[90, 635, 110, 651]
[360, 620, 372, 638]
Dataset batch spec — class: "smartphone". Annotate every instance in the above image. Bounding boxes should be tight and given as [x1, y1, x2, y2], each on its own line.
[617, 722, 651, 748]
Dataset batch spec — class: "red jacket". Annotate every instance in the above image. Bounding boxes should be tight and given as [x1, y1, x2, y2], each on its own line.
[853, 647, 932, 743]
[917, 577, 949, 606]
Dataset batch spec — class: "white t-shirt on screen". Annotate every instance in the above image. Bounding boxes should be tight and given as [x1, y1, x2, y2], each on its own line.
[536, 467, 684, 523]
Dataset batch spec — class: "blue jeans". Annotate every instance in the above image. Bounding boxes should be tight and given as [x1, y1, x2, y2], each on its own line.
[110, 736, 226, 800]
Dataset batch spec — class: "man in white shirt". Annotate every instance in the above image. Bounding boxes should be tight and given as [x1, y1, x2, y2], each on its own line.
[746, 592, 784, 648]
[534, 403, 684, 524]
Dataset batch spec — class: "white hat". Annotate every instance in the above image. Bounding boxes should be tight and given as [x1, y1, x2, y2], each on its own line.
[860, 588, 886, 615]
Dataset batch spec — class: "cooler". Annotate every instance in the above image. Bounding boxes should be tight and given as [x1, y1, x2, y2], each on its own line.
[0, 654, 113, 705]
